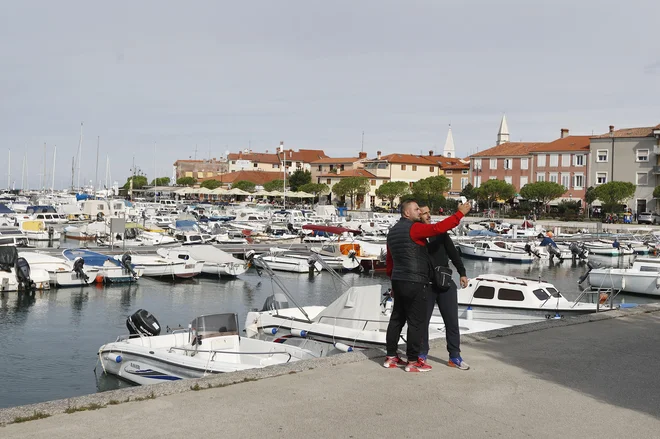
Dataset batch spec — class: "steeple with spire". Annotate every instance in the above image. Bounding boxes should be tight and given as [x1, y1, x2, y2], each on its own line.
[443, 124, 455, 158]
[497, 114, 509, 145]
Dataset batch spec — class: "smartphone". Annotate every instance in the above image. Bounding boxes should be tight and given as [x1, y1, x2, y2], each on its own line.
[460, 196, 467, 204]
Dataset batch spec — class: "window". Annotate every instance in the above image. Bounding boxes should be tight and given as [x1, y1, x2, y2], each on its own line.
[533, 289, 550, 300]
[473, 286, 494, 299]
[231, 160, 236, 164]
[401, 165, 407, 170]
[520, 158, 528, 170]
[637, 172, 648, 186]
[490, 158, 497, 169]
[637, 149, 649, 162]
[273, 164, 279, 169]
[326, 179, 331, 184]
[446, 170, 453, 175]
[549, 154, 559, 167]
[412, 165, 417, 171]
[429, 166, 434, 173]
[473, 158, 482, 169]
[461, 177, 468, 189]
[489, 176, 497, 180]
[473, 176, 482, 187]
[536, 172, 545, 182]
[574, 154, 585, 166]
[549, 173, 558, 183]
[504, 176, 512, 185]
[329, 165, 334, 170]
[253, 162, 258, 168]
[597, 150, 608, 162]
[561, 173, 570, 189]
[561, 154, 570, 167]
[537, 154, 546, 167]
[546, 287, 561, 298]
[462, 170, 468, 175]
[504, 158, 512, 170]
[573, 174, 584, 188]
[520, 176, 528, 187]
[498, 288, 525, 301]
[197, 172, 204, 178]
[596, 172, 608, 185]
[370, 179, 376, 186]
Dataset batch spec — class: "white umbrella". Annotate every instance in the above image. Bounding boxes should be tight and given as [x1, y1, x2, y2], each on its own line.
[292, 191, 314, 198]
[211, 187, 228, 195]
[173, 187, 190, 195]
[269, 190, 284, 197]
[197, 187, 212, 194]
[226, 188, 250, 196]
[253, 190, 272, 196]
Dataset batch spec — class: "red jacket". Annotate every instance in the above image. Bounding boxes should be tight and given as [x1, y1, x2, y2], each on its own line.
[385, 212, 464, 278]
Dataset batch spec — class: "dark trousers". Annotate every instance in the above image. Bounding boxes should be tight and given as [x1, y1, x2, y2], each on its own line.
[421, 279, 461, 358]
[385, 280, 428, 362]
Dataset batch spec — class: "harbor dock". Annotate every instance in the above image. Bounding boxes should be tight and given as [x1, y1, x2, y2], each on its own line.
[2, 304, 659, 438]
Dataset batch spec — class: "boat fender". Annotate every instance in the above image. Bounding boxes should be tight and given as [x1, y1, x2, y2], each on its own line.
[599, 293, 609, 305]
[263, 328, 278, 335]
[621, 277, 626, 291]
[105, 353, 122, 363]
[291, 329, 307, 338]
[334, 342, 353, 352]
[466, 306, 473, 321]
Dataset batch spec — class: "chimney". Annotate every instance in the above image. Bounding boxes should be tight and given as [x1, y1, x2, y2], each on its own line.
[288, 150, 292, 158]
[377, 151, 382, 160]
[560, 128, 569, 138]
[429, 150, 434, 156]
[336, 168, 341, 175]
[358, 151, 367, 159]
[609, 125, 615, 134]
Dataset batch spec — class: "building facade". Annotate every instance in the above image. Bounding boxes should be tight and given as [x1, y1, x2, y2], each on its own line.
[227, 148, 328, 175]
[469, 142, 547, 190]
[173, 158, 228, 181]
[316, 169, 389, 210]
[310, 152, 367, 181]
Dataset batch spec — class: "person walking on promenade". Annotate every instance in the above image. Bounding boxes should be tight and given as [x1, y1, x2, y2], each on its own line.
[418, 204, 470, 370]
[384, 199, 471, 372]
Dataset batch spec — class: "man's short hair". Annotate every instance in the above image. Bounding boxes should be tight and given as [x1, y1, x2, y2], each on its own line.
[399, 199, 418, 215]
[417, 202, 429, 209]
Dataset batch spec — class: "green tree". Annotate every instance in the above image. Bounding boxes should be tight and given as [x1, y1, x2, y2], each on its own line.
[176, 177, 196, 186]
[150, 177, 171, 186]
[412, 176, 451, 210]
[460, 183, 476, 201]
[519, 181, 566, 212]
[584, 186, 597, 218]
[232, 180, 256, 192]
[332, 177, 371, 209]
[299, 182, 330, 201]
[593, 181, 636, 213]
[200, 179, 222, 190]
[122, 175, 148, 190]
[264, 179, 285, 192]
[476, 179, 516, 208]
[653, 185, 660, 199]
[288, 169, 312, 191]
[375, 181, 410, 208]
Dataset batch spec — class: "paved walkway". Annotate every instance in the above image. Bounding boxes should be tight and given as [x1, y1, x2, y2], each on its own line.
[3, 306, 660, 438]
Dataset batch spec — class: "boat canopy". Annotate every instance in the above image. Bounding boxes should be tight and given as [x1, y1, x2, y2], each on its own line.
[0, 203, 15, 214]
[62, 249, 118, 267]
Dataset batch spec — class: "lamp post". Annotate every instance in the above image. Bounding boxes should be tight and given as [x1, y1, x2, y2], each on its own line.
[472, 163, 482, 212]
[278, 141, 286, 209]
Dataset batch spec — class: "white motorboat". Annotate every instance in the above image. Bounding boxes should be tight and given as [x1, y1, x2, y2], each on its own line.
[256, 248, 323, 273]
[122, 252, 203, 279]
[18, 220, 61, 241]
[457, 240, 534, 263]
[587, 257, 660, 296]
[457, 274, 613, 325]
[19, 252, 99, 287]
[583, 241, 633, 256]
[98, 310, 316, 386]
[167, 245, 248, 277]
[0, 247, 50, 291]
[62, 249, 144, 283]
[0, 227, 31, 248]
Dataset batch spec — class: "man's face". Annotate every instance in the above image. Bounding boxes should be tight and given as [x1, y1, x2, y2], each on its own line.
[404, 202, 421, 221]
[419, 206, 431, 224]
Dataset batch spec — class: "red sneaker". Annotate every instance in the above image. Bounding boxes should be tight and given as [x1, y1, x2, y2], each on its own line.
[405, 359, 432, 372]
[383, 356, 406, 368]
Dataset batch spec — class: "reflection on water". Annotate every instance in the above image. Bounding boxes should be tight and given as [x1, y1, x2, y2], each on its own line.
[0, 256, 656, 409]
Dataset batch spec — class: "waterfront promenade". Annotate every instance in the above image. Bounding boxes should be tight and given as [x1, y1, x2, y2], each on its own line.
[2, 305, 660, 438]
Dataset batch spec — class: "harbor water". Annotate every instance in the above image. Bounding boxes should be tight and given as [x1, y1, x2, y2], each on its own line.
[0, 255, 656, 409]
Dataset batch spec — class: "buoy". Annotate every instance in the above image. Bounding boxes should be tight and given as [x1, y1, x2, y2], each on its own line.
[95, 274, 104, 284]
[466, 306, 474, 320]
[291, 329, 307, 338]
[105, 353, 122, 363]
[263, 327, 278, 335]
[334, 342, 354, 352]
[488, 257, 493, 263]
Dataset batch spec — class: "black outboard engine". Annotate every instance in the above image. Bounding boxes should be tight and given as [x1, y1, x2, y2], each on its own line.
[547, 245, 563, 261]
[569, 242, 587, 260]
[126, 309, 161, 336]
[577, 261, 596, 285]
[15, 257, 34, 291]
[524, 243, 541, 258]
[120, 253, 137, 278]
[72, 257, 89, 283]
[261, 293, 289, 312]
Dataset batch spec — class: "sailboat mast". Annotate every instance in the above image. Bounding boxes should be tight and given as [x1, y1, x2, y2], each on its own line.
[95, 136, 100, 195]
[76, 122, 83, 191]
[105, 155, 109, 191]
[154, 141, 157, 202]
[21, 152, 26, 192]
[51, 146, 57, 192]
[42, 142, 47, 192]
[7, 149, 10, 190]
[71, 156, 75, 191]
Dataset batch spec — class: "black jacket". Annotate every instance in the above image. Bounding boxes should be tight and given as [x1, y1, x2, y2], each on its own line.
[387, 217, 431, 284]
[427, 234, 466, 277]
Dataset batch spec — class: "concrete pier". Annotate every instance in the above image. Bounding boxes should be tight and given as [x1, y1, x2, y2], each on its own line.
[2, 304, 660, 438]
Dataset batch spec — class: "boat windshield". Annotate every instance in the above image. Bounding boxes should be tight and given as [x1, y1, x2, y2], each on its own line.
[546, 287, 562, 298]
[189, 313, 239, 337]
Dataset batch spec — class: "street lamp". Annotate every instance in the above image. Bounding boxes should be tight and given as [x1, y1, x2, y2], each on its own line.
[472, 163, 482, 212]
[278, 141, 286, 209]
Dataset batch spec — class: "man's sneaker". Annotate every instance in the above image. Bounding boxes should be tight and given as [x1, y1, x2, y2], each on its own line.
[448, 356, 470, 370]
[383, 356, 406, 368]
[405, 360, 432, 372]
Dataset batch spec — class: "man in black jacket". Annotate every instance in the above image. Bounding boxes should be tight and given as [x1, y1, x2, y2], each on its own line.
[419, 204, 470, 370]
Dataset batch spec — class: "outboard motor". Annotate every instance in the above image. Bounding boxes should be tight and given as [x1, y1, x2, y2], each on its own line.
[547, 245, 563, 261]
[15, 257, 35, 291]
[120, 253, 138, 278]
[524, 243, 541, 258]
[126, 309, 161, 336]
[577, 261, 596, 285]
[569, 242, 587, 260]
[72, 257, 89, 283]
[261, 293, 289, 312]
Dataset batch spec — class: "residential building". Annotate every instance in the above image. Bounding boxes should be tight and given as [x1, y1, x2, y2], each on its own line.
[310, 152, 368, 181]
[316, 168, 389, 210]
[590, 124, 660, 213]
[432, 156, 470, 195]
[469, 142, 548, 190]
[197, 170, 282, 188]
[173, 158, 228, 181]
[362, 151, 440, 185]
[227, 147, 328, 174]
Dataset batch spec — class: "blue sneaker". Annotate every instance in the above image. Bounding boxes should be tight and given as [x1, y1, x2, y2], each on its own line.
[448, 356, 470, 370]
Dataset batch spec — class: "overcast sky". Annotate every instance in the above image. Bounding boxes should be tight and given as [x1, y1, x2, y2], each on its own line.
[2, 0, 659, 189]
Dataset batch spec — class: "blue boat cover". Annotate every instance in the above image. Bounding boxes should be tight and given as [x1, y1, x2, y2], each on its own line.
[467, 229, 499, 237]
[62, 249, 120, 267]
[175, 220, 199, 231]
[0, 203, 14, 214]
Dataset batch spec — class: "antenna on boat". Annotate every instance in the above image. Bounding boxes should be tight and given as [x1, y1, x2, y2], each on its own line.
[51, 146, 57, 193]
[95, 136, 100, 195]
[76, 122, 83, 192]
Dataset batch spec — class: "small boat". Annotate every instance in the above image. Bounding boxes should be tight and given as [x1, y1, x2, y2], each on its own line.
[168, 245, 248, 277]
[587, 257, 660, 296]
[127, 251, 203, 279]
[256, 248, 323, 273]
[582, 241, 633, 256]
[62, 249, 144, 283]
[0, 227, 31, 248]
[18, 220, 61, 241]
[19, 252, 99, 287]
[0, 247, 50, 291]
[98, 309, 317, 385]
[457, 240, 534, 263]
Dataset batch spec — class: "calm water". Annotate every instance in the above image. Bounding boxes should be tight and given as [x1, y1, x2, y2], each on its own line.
[0, 255, 656, 409]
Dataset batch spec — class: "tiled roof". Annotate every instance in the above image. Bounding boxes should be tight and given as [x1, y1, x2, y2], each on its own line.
[427, 156, 470, 170]
[198, 170, 282, 185]
[532, 136, 590, 152]
[374, 154, 437, 165]
[227, 152, 280, 165]
[592, 124, 660, 139]
[471, 142, 548, 157]
[311, 157, 361, 164]
[318, 169, 382, 179]
[289, 149, 329, 162]
[227, 149, 328, 164]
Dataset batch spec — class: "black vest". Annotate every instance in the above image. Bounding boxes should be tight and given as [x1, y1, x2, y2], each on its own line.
[387, 217, 430, 284]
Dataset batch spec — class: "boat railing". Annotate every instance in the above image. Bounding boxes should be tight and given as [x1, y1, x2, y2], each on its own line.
[167, 346, 293, 362]
[572, 287, 620, 312]
[316, 315, 387, 331]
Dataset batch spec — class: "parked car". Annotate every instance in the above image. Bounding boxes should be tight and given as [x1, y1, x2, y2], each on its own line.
[637, 212, 660, 225]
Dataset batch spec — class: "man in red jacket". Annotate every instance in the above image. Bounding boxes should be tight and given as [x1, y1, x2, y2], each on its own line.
[384, 199, 471, 372]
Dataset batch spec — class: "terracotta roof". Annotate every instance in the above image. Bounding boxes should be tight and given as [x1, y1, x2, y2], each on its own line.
[471, 142, 548, 157]
[318, 169, 381, 179]
[532, 136, 590, 152]
[373, 154, 437, 165]
[311, 157, 361, 164]
[592, 124, 660, 139]
[427, 156, 470, 170]
[227, 152, 280, 165]
[289, 149, 328, 162]
[198, 170, 282, 185]
[227, 149, 328, 164]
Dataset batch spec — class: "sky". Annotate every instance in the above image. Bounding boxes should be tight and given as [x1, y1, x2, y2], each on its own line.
[1, 0, 659, 189]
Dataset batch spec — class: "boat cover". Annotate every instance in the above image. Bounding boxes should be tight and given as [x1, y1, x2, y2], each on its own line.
[183, 245, 243, 264]
[311, 285, 388, 331]
[0, 246, 18, 270]
[0, 203, 14, 214]
[62, 249, 118, 267]
[302, 224, 362, 235]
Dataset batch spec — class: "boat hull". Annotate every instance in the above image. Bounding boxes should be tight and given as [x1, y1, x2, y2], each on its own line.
[589, 270, 660, 296]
